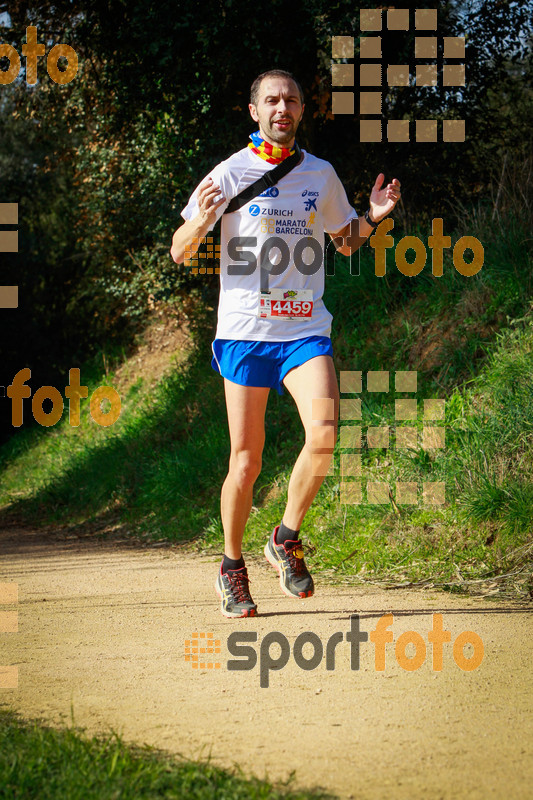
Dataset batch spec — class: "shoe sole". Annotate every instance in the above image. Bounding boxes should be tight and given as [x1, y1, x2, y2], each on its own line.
[264, 541, 314, 599]
[215, 577, 257, 618]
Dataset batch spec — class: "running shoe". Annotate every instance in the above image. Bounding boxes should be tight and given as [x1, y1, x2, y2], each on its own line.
[264, 526, 314, 599]
[215, 564, 257, 618]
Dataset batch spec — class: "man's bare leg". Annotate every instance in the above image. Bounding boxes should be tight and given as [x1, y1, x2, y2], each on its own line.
[220, 379, 270, 559]
[263, 355, 338, 599]
[281, 355, 339, 529]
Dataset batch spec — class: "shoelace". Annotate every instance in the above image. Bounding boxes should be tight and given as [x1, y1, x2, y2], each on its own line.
[285, 542, 307, 576]
[226, 570, 253, 603]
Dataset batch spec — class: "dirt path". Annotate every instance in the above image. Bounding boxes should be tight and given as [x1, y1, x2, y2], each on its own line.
[1, 525, 532, 799]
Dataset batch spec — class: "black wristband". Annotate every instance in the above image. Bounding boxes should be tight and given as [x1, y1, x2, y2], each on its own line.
[364, 208, 379, 229]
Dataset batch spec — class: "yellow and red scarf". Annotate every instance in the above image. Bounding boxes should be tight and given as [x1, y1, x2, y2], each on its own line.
[248, 130, 296, 164]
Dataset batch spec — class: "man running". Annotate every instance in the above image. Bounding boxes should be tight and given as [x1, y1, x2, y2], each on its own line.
[170, 69, 400, 618]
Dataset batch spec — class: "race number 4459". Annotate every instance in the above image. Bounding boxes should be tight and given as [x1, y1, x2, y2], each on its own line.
[259, 289, 313, 319]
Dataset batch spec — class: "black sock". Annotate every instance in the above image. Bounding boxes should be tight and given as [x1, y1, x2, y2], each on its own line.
[276, 521, 300, 545]
[222, 554, 245, 573]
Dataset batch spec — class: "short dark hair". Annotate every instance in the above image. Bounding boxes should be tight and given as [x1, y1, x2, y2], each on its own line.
[250, 70, 304, 107]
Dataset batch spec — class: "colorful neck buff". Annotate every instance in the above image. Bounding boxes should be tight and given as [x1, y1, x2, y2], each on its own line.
[248, 130, 296, 164]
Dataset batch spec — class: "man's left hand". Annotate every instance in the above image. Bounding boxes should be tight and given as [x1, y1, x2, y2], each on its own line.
[369, 174, 401, 222]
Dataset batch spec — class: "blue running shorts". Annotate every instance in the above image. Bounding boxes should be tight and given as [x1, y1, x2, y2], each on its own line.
[211, 336, 334, 395]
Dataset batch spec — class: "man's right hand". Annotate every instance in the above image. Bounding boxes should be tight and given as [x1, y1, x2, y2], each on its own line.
[196, 177, 226, 227]
[169, 177, 226, 264]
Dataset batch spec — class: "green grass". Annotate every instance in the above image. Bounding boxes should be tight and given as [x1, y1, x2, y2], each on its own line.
[0, 708, 332, 799]
[0, 212, 532, 599]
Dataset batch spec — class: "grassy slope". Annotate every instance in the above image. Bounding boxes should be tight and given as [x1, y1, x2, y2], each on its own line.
[0, 216, 532, 599]
[0, 708, 331, 800]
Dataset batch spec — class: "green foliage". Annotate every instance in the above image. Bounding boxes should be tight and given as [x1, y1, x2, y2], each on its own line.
[447, 319, 533, 533]
[1, 211, 531, 598]
[1, 0, 532, 383]
[0, 1, 532, 596]
[0, 708, 330, 799]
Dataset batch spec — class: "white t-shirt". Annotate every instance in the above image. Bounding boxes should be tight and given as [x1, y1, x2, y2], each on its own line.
[181, 146, 357, 341]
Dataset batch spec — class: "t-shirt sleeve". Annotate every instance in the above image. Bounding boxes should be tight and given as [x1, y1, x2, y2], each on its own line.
[180, 162, 233, 232]
[321, 164, 358, 234]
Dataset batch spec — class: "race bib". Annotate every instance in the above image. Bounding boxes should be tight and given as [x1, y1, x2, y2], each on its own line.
[258, 289, 313, 319]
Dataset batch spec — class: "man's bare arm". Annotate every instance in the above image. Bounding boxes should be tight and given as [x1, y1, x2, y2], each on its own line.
[170, 177, 226, 264]
[330, 215, 375, 256]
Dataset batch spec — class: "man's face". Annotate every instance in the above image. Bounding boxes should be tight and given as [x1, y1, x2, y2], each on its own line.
[249, 77, 304, 147]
